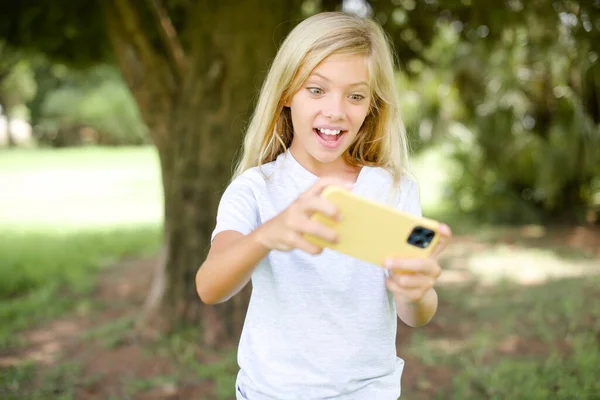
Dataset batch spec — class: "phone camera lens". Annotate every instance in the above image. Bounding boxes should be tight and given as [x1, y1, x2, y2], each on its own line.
[407, 226, 435, 249]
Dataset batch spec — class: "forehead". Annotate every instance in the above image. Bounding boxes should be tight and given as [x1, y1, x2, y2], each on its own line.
[308, 53, 370, 86]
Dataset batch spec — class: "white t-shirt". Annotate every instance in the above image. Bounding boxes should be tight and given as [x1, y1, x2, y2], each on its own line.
[211, 150, 422, 400]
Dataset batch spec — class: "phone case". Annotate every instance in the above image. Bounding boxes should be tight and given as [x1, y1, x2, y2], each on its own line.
[304, 186, 441, 266]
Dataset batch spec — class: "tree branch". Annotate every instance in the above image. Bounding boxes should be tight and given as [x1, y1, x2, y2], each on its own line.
[113, 0, 158, 72]
[145, 0, 187, 82]
[102, 0, 173, 148]
[108, 0, 177, 92]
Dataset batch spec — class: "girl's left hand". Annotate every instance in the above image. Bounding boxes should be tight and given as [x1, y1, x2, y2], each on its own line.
[384, 224, 452, 302]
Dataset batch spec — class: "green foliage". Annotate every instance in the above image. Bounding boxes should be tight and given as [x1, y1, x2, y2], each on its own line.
[0, 61, 36, 118]
[36, 65, 150, 146]
[445, 17, 600, 222]
[397, 66, 466, 151]
[0, 41, 37, 125]
[3, 0, 600, 220]
[0, 0, 111, 66]
[391, 3, 600, 223]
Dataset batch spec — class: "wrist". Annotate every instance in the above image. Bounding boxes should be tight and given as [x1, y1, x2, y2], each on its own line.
[394, 287, 438, 327]
[394, 286, 436, 304]
[251, 221, 274, 251]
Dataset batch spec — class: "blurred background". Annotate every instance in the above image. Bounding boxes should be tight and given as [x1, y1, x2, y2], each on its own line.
[1, 0, 599, 399]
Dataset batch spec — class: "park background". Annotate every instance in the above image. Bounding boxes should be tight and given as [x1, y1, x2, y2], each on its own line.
[1, 0, 600, 399]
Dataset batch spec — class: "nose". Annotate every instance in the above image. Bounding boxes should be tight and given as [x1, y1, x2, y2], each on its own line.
[322, 95, 345, 121]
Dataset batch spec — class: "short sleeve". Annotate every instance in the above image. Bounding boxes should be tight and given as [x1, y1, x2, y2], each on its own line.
[211, 175, 260, 242]
[397, 179, 422, 218]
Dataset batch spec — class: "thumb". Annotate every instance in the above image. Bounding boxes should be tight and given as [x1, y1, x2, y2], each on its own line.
[429, 223, 452, 259]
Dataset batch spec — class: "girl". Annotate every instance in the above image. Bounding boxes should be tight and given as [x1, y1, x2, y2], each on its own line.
[196, 11, 451, 400]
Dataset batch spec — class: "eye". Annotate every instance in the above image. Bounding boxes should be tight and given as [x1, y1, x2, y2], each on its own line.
[307, 87, 324, 95]
[349, 94, 365, 101]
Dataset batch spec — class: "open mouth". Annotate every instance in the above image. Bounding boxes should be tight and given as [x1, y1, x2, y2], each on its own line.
[313, 128, 347, 148]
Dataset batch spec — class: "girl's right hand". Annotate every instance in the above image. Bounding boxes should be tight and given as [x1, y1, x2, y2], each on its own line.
[255, 177, 353, 254]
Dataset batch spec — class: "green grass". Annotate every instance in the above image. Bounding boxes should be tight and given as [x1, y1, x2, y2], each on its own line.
[0, 147, 162, 228]
[1, 145, 599, 399]
[453, 335, 600, 399]
[0, 146, 162, 397]
[1, 360, 83, 400]
[0, 147, 162, 346]
[154, 328, 239, 400]
[121, 374, 181, 398]
[401, 272, 600, 399]
[449, 278, 600, 399]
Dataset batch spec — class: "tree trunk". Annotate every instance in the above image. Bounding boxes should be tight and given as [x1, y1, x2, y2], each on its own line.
[104, 0, 299, 345]
[0, 101, 16, 147]
[5, 112, 16, 147]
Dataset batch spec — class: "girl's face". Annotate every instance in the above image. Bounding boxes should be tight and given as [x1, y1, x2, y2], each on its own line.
[286, 53, 371, 171]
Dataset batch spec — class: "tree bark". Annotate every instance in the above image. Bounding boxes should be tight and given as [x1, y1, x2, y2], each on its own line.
[0, 105, 16, 148]
[5, 113, 15, 147]
[104, 0, 297, 345]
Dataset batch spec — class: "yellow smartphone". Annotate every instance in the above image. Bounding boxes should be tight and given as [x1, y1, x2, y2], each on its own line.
[304, 186, 441, 266]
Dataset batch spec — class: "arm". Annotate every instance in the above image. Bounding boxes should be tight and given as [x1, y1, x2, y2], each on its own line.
[195, 229, 269, 304]
[196, 177, 350, 305]
[394, 287, 438, 328]
[196, 174, 268, 305]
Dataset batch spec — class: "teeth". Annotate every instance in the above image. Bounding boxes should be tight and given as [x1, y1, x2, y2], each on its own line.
[318, 128, 342, 135]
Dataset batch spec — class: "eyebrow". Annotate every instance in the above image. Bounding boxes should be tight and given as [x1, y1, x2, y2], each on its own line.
[309, 72, 369, 88]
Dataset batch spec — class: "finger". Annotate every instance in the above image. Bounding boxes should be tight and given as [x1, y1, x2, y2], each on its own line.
[385, 279, 425, 302]
[430, 223, 452, 259]
[390, 274, 436, 290]
[299, 218, 338, 243]
[385, 276, 405, 294]
[302, 196, 340, 220]
[293, 235, 324, 255]
[385, 258, 439, 277]
[401, 289, 427, 302]
[303, 177, 353, 198]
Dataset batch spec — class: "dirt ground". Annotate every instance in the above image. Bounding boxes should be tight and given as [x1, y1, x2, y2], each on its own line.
[6, 225, 600, 400]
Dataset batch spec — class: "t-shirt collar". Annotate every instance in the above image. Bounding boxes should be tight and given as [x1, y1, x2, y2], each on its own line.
[281, 149, 367, 190]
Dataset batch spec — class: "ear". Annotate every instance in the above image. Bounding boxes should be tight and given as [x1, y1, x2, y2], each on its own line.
[284, 98, 291, 108]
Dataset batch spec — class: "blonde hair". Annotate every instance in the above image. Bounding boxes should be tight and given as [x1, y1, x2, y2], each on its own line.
[232, 11, 411, 185]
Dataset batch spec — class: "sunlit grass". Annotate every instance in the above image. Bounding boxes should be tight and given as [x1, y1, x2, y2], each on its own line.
[0, 146, 163, 228]
[0, 146, 163, 350]
[467, 245, 600, 285]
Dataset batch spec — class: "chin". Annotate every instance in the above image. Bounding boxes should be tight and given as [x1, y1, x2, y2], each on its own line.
[311, 150, 345, 164]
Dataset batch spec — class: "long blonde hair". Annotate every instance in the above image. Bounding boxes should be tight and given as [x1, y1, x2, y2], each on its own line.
[232, 12, 411, 185]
